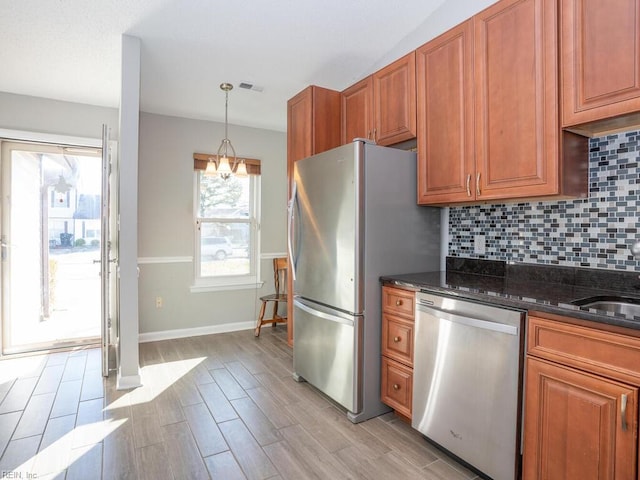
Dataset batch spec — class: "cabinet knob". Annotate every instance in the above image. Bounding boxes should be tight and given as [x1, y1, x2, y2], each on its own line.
[393, 336, 401, 343]
[395, 299, 402, 306]
[393, 384, 400, 391]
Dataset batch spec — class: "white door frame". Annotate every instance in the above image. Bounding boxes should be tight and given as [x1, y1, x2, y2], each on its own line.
[0, 129, 119, 369]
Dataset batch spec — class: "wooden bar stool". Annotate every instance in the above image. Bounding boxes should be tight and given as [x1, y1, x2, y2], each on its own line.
[255, 257, 288, 337]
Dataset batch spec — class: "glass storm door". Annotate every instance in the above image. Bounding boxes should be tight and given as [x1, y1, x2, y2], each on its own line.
[100, 124, 116, 377]
[1, 140, 104, 354]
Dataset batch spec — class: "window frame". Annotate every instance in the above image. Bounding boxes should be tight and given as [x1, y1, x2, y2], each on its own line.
[191, 171, 261, 292]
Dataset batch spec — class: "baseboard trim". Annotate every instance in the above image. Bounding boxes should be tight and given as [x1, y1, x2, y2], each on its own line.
[116, 368, 142, 390]
[139, 321, 255, 343]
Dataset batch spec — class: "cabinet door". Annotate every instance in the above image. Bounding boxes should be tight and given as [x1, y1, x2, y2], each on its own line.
[381, 356, 412, 419]
[341, 77, 373, 144]
[561, 0, 640, 128]
[416, 20, 475, 204]
[287, 85, 341, 166]
[381, 313, 414, 367]
[373, 51, 416, 146]
[474, 0, 560, 200]
[287, 87, 313, 167]
[381, 286, 414, 318]
[523, 357, 637, 480]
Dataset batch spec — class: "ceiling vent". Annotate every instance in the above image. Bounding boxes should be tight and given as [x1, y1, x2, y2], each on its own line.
[239, 82, 264, 92]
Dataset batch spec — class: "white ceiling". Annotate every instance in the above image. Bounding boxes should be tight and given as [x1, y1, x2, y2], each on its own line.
[0, 0, 452, 132]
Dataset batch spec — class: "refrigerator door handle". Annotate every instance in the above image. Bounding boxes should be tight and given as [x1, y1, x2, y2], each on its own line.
[294, 299, 355, 327]
[287, 180, 298, 281]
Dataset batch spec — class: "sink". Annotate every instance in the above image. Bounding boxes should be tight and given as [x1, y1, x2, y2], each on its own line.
[571, 295, 640, 317]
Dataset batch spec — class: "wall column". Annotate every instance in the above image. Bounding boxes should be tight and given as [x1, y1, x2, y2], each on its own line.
[117, 34, 141, 389]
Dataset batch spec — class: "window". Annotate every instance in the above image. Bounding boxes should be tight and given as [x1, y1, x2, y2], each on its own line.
[192, 157, 261, 291]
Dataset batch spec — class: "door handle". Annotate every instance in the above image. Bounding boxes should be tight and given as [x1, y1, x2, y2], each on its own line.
[287, 181, 298, 281]
[93, 258, 117, 264]
[1, 235, 7, 261]
[476, 172, 481, 196]
[466, 174, 471, 197]
[621, 393, 628, 431]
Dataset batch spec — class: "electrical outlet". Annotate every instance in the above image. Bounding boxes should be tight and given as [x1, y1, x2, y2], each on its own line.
[474, 235, 486, 255]
[155, 296, 163, 308]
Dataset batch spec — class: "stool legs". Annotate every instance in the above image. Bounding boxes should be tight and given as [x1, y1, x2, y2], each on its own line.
[255, 300, 267, 337]
[255, 300, 287, 338]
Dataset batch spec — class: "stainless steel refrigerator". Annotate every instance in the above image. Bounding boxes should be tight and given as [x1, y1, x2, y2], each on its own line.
[288, 139, 441, 423]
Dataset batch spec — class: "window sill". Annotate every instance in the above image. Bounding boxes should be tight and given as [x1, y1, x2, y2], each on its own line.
[190, 278, 264, 293]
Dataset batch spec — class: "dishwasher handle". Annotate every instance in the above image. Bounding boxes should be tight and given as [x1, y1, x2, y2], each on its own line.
[416, 302, 519, 336]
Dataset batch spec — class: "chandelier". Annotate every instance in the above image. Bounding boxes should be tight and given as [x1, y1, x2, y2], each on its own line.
[205, 83, 248, 180]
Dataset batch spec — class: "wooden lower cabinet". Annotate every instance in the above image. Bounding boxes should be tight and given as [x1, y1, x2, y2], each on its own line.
[523, 315, 640, 479]
[381, 286, 415, 420]
[381, 356, 413, 419]
[523, 357, 637, 479]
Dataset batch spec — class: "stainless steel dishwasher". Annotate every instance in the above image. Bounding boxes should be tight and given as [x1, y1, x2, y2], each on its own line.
[412, 291, 525, 480]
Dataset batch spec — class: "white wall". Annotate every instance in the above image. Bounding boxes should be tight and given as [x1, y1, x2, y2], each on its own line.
[117, 34, 141, 388]
[137, 112, 287, 337]
[368, 0, 500, 75]
[0, 91, 118, 139]
[0, 90, 287, 342]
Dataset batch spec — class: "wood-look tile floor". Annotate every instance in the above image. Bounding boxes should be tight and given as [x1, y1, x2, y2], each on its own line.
[0, 327, 481, 479]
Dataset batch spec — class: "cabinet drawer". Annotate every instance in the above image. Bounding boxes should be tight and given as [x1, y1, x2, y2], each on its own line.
[528, 315, 640, 386]
[382, 286, 414, 317]
[382, 313, 413, 367]
[381, 356, 412, 418]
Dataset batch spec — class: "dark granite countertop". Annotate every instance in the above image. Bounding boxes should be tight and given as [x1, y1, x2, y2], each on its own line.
[380, 258, 640, 332]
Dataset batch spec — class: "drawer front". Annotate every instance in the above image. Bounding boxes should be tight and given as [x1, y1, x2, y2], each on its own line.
[382, 313, 413, 367]
[528, 315, 640, 386]
[381, 356, 412, 418]
[382, 286, 415, 317]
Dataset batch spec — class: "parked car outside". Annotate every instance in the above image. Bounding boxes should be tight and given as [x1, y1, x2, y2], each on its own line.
[202, 236, 233, 260]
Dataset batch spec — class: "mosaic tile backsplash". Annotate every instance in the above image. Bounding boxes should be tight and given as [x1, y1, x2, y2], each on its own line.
[448, 129, 640, 271]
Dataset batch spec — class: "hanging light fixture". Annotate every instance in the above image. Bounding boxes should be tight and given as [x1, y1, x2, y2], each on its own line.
[235, 159, 248, 177]
[205, 82, 240, 180]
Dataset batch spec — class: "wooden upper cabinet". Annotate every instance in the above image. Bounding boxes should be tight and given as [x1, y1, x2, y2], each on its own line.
[417, 20, 475, 204]
[417, 0, 587, 205]
[373, 52, 417, 146]
[287, 85, 341, 167]
[341, 76, 374, 144]
[561, 0, 640, 132]
[341, 52, 417, 146]
[474, 0, 563, 200]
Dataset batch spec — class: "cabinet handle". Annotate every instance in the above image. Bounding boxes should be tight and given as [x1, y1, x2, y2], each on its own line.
[395, 299, 402, 306]
[476, 172, 481, 196]
[466, 174, 471, 197]
[373, 128, 377, 142]
[393, 336, 401, 343]
[393, 384, 400, 391]
[368, 130, 372, 140]
[621, 394, 628, 431]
